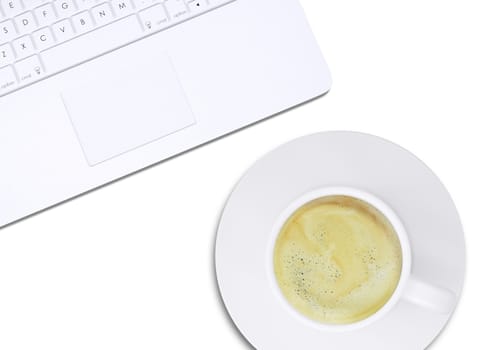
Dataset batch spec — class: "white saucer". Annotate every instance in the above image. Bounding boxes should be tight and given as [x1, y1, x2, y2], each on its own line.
[215, 132, 465, 350]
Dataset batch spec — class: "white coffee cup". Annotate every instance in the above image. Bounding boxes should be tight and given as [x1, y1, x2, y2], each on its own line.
[267, 186, 457, 332]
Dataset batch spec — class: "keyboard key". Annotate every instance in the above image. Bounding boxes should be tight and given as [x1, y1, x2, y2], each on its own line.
[1, 0, 24, 17]
[22, 0, 50, 10]
[0, 43, 14, 66]
[186, 0, 207, 13]
[51, 19, 74, 42]
[75, 0, 97, 10]
[34, 3, 57, 27]
[72, 11, 94, 33]
[91, 3, 113, 26]
[139, 4, 168, 32]
[0, 20, 17, 44]
[132, 0, 157, 10]
[53, 0, 77, 18]
[41, 14, 142, 73]
[110, 0, 134, 17]
[12, 35, 35, 58]
[14, 11, 37, 35]
[15, 54, 45, 83]
[0, 65, 17, 94]
[164, 0, 188, 20]
[32, 27, 55, 50]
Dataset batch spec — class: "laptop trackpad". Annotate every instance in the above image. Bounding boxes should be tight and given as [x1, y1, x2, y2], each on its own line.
[62, 51, 195, 166]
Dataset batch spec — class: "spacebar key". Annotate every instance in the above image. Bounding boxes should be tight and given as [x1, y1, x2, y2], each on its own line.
[41, 16, 143, 74]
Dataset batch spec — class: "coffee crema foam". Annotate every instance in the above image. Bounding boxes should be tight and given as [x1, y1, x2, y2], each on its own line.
[273, 195, 402, 325]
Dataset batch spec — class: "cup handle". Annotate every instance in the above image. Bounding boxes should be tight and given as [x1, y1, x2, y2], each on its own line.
[402, 277, 457, 314]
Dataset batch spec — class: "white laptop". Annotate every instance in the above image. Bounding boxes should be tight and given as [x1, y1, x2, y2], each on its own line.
[0, 0, 331, 227]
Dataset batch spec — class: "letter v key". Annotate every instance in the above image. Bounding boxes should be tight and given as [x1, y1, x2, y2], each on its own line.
[52, 20, 75, 43]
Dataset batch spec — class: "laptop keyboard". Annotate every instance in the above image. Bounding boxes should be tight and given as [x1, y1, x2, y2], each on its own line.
[0, 0, 234, 96]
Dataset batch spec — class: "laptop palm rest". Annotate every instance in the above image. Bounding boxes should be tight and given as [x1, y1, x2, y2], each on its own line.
[61, 50, 196, 166]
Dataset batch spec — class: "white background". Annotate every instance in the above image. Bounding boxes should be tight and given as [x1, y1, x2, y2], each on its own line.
[1, 0, 478, 349]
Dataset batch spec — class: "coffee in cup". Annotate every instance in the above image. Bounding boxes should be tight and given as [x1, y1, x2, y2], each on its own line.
[273, 195, 403, 325]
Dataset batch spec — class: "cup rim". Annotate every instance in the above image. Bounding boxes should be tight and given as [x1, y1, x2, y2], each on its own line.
[266, 186, 412, 332]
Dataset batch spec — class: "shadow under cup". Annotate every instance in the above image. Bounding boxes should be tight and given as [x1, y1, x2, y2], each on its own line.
[268, 187, 456, 332]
